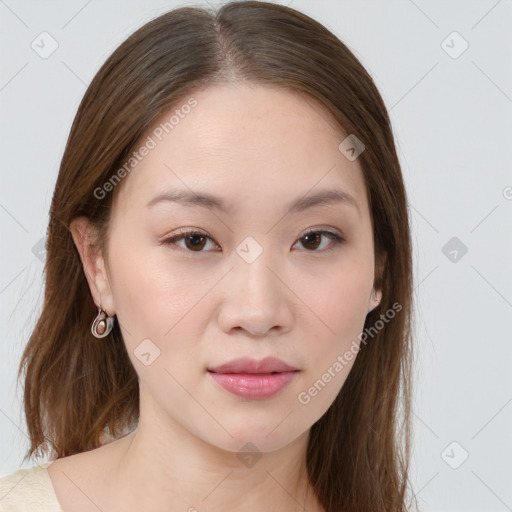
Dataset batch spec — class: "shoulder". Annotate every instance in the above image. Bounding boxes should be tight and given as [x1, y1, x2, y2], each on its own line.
[0, 463, 62, 512]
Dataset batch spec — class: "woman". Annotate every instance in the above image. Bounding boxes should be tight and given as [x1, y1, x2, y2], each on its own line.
[0, 1, 415, 511]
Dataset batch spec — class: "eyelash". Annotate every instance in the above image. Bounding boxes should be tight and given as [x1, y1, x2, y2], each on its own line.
[160, 228, 345, 253]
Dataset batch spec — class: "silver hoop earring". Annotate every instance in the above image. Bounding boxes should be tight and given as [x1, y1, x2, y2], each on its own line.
[91, 306, 114, 338]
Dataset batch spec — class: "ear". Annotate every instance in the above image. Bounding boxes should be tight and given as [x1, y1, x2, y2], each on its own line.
[368, 251, 387, 313]
[69, 216, 116, 316]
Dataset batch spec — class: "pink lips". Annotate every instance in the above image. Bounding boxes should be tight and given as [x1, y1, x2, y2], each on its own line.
[207, 357, 299, 400]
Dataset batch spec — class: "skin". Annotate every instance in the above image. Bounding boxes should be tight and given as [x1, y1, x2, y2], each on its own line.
[50, 82, 383, 512]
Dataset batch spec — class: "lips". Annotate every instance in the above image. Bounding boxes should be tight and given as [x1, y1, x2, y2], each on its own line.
[207, 356, 298, 374]
[207, 357, 299, 399]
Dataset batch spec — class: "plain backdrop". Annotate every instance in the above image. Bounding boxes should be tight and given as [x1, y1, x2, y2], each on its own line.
[1, 1, 511, 511]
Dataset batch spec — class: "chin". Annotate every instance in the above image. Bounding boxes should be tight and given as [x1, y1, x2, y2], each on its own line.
[197, 417, 308, 455]
[208, 433, 297, 455]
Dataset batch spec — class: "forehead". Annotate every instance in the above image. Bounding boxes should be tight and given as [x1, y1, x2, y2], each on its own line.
[112, 83, 369, 220]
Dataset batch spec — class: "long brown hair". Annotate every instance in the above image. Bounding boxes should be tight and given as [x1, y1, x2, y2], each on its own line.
[18, 2, 415, 511]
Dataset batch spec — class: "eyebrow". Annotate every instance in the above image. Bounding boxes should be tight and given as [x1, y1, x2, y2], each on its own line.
[146, 187, 359, 215]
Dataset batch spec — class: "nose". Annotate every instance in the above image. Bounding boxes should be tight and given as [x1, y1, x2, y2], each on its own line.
[217, 250, 294, 338]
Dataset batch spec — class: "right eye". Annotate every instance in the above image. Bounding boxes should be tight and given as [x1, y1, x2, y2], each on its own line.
[161, 229, 221, 252]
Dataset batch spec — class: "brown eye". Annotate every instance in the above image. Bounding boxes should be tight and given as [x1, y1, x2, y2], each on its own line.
[183, 233, 207, 251]
[295, 230, 345, 252]
[162, 229, 219, 252]
[301, 233, 322, 250]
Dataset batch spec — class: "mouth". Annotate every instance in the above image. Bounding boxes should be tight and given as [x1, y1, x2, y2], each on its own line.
[206, 357, 300, 400]
[207, 370, 298, 400]
[207, 356, 298, 374]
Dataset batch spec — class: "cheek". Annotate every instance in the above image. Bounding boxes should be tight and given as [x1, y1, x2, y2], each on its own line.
[108, 240, 219, 342]
[108, 247, 215, 403]
[298, 257, 373, 337]
[294, 255, 373, 386]
[293, 278, 369, 418]
[107, 241, 230, 401]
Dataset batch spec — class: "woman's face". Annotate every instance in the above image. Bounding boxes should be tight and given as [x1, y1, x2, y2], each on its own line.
[79, 83, 381, 452]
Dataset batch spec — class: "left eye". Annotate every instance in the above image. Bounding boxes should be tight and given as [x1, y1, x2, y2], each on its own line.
[161, 229, 344, 253]
[294, 230, 345, 251]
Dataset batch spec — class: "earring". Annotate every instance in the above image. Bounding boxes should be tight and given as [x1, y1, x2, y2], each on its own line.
[91, 305, 114, 338]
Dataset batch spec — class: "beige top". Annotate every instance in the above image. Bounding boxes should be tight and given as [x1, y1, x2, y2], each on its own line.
[0, 463, 62, 512]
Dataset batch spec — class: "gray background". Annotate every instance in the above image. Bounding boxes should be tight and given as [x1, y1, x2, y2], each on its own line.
[1, 1, 511, 511]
